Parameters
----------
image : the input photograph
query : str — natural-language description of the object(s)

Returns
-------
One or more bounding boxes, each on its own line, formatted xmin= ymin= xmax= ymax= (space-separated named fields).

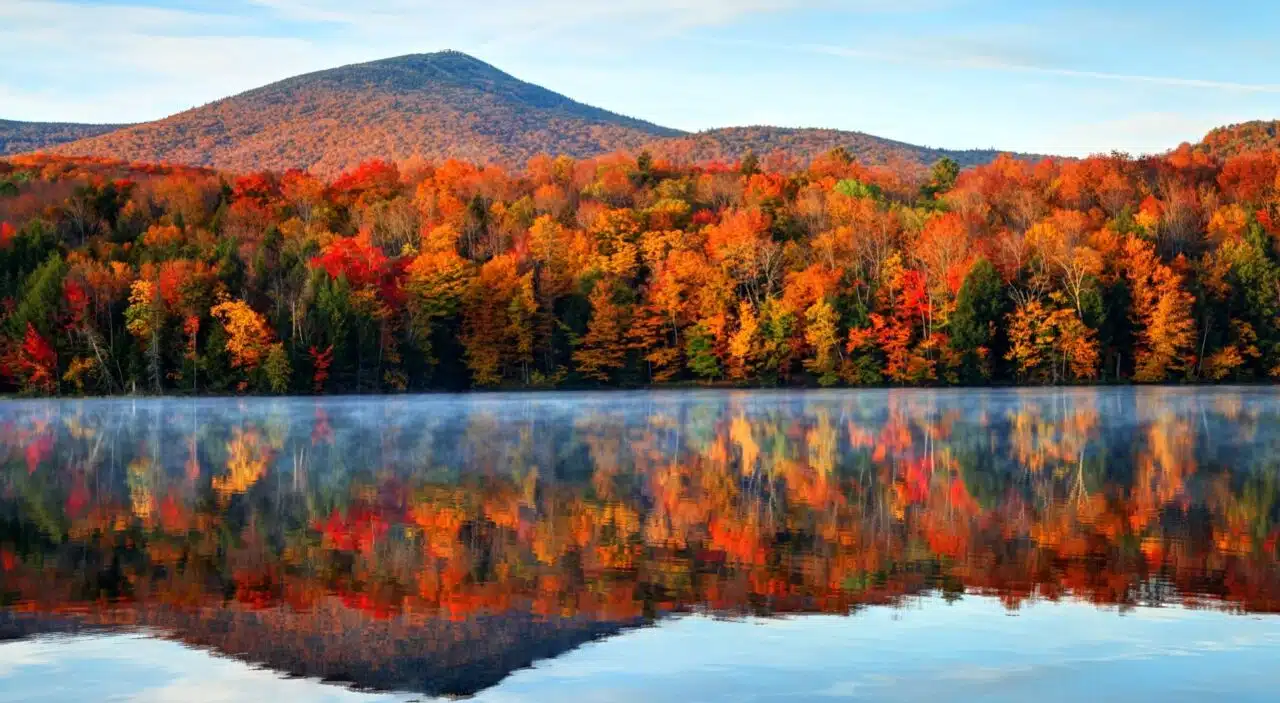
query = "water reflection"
xmin=3 ymin=389 xmax=1280 ymax=697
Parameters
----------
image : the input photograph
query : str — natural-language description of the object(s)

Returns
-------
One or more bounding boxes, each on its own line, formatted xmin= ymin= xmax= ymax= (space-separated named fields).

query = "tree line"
xmin=2 ymin=142 xmax=1279 ymax=395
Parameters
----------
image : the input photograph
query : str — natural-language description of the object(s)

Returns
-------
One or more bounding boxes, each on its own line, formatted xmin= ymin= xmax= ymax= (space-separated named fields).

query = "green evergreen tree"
xmin=950 ymin=258 xmax=1005 ymax=382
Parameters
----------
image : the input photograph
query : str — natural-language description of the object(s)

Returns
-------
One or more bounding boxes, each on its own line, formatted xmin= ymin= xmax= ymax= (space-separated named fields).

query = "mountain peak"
xmin=355 ymin=50 xmax=508 ymax=76
xmin=257 ymin=50 xmax=525 ymax=96
xmin=383 ymin=49 xmax=495 ymax=65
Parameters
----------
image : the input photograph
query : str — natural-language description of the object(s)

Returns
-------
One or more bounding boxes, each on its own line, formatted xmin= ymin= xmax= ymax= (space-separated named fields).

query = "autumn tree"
xmin=802 ymin=299 xmax=842 ymax=386
xmin=212 ymin=298 xmax=289 ymax=392
xmin=9 ymin=323 xmax=57 ymax=394
xmin=868 ymin=255 xmax=935 ymax=384
xmin=1005 ymin=296 xmax=1099 ymax=384
xmin=461 ymin=255 xmax=535 ymax=386
xmin=1125 ymin=237 xmax=1197 ymax=382
xmin=125 ymin=278 xmax=165 ymax=392
xmin=403 ymin=243 xmax=471 ymax=380
xmin=574 ymin=280 xmax=632 ymax=383
xmin=1026 ymin=210 xmax=1103 ymax=317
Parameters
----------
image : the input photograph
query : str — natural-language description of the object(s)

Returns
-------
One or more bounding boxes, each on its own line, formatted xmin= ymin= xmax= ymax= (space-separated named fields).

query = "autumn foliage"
xmin=6 ymin=139 xmax=1280 ymax=394
xmin=10 ymin=323 xmax=58 ymax=393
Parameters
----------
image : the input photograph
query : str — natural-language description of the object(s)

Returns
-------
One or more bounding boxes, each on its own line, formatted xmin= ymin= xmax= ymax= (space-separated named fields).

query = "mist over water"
xmin=3 ymin=388 xmax=1280 ymax=700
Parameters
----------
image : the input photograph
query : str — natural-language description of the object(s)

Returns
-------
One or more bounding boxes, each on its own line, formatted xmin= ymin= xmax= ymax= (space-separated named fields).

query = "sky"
xmin=3 ymin=0 xmax=1280 ymax=156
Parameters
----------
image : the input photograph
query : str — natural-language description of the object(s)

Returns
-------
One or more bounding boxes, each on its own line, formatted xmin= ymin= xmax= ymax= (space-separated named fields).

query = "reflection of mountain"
xmin=4 ymin=390 xmax=1280 ymax=695
xmin=2 ymin=606 xmax=637 ymax=697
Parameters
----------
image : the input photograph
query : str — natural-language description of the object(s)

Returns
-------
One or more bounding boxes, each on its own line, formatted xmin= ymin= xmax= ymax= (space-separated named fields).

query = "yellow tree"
xmin=629 ymin=248 xmax=713 ymax=383
xmin=211 ymin=298 xmax=288 ymax=391
xmin=574 ymin=281 xmax=631 ymax=382
xmin=802 ymin=299 xmax=842 ymax=386
xmin=1005 ymin=296 xmax=1099 ymax=383
xmin=727 ymin=301 xmax=761 ymax=381
xmin=461 ymin=254 xmax=536 ymax=386
xmin=404 ymin=247 xmax=472 ymax=357
xmin=1124 ymin=237 xmax=1196 ymax=382
xmin=1026 ymin=210 xmax=1103 ymax=317
xmin=125 ymin=278 xmax=164 ymax=392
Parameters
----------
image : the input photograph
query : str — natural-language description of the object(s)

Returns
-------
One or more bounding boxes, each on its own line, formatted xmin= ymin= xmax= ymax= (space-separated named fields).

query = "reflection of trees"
xmin=3 ymin=390 xmax=1280 ymax=633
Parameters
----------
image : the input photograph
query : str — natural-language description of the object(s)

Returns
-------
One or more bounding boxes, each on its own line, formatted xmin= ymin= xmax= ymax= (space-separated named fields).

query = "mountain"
xmin=43 ymin=50 xmax=1040 ymax=175
xmin=46 ymin=51 xmax=682 ymax=175
xmin=1195 ymin=120 xmax=1280 ymax=158
xmin=0 ymin=119 xmax=128 ymax=155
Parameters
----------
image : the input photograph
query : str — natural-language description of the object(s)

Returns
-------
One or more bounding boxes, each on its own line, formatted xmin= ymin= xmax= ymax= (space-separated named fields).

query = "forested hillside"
xmin=2 ymin=142 xmax=1280 ymax=395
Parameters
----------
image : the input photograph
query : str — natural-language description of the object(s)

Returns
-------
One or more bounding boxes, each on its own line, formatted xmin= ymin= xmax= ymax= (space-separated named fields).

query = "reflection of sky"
xmin=0 ymin=634 xmax=414 ymax=703
xmin=5 ymin=597 xmax=1280 ymax=702
xmin=481 ymin=597 xmax=1280 ymax=702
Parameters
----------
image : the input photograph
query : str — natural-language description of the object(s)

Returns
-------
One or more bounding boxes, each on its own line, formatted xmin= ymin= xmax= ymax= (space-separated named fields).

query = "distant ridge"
xmin=0 ymin=119 xmax=129 ymax=155
xmin=647 ymin=126 xmax=1042 ymax=169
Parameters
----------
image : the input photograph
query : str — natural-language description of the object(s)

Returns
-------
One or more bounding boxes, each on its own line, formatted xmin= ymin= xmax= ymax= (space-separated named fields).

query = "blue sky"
xmin=3 ymin=0 xmax=1279 ymax=155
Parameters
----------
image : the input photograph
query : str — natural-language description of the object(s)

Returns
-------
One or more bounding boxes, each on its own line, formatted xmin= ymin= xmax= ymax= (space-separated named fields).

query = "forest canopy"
xmin=2 ymin=142 xmax=1280 ymax=395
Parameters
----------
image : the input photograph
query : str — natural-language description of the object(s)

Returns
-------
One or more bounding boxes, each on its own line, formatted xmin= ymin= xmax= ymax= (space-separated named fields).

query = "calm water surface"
xmin=2 ymin=388 xmax=1280 ymax=701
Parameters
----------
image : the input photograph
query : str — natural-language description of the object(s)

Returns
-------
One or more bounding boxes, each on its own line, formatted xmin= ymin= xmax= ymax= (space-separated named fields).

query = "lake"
xmin=2 ymin=388 xmax=1280 ymax=701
